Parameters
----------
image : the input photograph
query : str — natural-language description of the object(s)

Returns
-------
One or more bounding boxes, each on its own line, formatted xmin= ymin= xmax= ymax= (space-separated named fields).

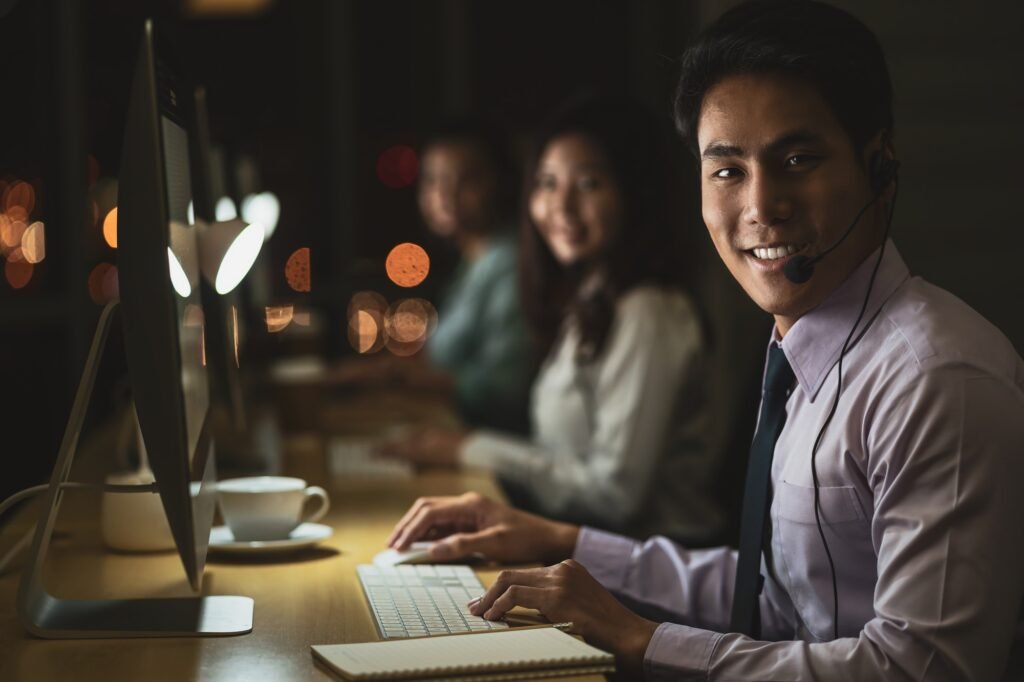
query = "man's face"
xmin=697 ymin=73 xmax=886 ymax=335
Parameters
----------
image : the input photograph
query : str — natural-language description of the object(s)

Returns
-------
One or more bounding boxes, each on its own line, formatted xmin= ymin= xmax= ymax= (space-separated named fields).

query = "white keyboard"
xmin=357 ymin=564 xmax=509 ymax=639
xmin=328 ymin=437 xmax=414 ymax=480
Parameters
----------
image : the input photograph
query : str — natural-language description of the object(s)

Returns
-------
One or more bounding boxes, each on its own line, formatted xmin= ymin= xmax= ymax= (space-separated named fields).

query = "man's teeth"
xmin=752 ymin=244 xmax=802 ymax=260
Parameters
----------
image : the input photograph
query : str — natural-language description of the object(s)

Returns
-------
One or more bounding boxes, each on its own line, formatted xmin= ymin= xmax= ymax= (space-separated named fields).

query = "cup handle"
xmin=301 ymin=486 xmax=330 ymax=525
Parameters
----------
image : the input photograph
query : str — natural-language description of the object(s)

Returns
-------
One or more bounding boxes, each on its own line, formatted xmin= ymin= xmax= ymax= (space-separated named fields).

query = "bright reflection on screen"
xmin=162 ymin=116 xmax=209 ymax=467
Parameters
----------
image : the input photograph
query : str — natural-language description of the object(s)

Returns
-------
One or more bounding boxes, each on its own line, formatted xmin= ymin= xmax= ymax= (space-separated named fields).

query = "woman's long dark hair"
xmin=519 ymin=93 xmax=697 ymax=362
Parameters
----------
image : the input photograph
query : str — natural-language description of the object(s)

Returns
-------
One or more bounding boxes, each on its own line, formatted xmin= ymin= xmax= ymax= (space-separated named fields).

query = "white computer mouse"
xmin=372 ymin=541 xmax=438 ymax=567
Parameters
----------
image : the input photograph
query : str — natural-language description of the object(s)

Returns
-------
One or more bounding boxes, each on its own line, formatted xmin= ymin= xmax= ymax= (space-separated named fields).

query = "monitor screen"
xmin=161 ymin=115 xmax=208 ymax=467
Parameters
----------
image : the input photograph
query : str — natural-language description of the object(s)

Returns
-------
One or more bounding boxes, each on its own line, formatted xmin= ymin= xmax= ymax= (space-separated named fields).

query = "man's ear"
xmin=864 ymin=129 xmax=899 ymax=196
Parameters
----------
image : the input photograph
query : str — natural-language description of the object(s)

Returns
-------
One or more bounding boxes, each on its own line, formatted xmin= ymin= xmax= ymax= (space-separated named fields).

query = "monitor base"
xmin=17 ymin=302 xmax=253 ymax=639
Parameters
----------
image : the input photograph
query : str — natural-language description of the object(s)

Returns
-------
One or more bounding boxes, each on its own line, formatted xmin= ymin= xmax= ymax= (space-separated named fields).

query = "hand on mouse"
xmin=386 ymin=492 xmax=580 ymax=565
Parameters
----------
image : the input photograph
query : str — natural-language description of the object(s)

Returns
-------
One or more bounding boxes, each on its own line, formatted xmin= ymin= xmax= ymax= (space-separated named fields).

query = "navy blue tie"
xmin=729 ymin=343 xmax=795 ymax=638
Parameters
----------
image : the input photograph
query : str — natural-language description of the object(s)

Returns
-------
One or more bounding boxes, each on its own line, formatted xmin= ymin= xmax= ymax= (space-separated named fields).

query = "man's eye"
xmin=712 ymin=167 xmax=742 ymax=179
xmin=785 ymin=154 xmax=818 ymax=168
xmin=577 ymin=176 xmax=599 ymax=191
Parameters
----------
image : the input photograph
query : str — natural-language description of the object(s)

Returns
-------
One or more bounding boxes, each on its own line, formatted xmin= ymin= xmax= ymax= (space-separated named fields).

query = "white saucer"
xmin=208 ymin=522 xmax=333 ymax=555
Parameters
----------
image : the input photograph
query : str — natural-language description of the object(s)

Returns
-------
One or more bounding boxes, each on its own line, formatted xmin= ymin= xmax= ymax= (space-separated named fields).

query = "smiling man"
xmin=385 ymin=1 xmax=1024 ymax=679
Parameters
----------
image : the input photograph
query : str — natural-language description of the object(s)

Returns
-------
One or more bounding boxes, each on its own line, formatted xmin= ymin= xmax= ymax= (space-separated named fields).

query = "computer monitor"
xmin=17 ymin=18 xmax=252 ymax=638
xmin=117 ymin=19 xmax=214 ymax=592
xmin=191 ymin=85 xmax=248 ymax=435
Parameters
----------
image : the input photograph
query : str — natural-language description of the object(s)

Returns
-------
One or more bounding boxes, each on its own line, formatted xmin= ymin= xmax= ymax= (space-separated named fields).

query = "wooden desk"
xmin=0 ymin=436 xmax=607 ymax=681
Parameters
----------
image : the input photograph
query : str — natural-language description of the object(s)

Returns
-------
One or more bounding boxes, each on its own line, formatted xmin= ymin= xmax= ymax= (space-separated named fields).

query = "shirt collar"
xmin=776 ymin=239 xmax=911 ymax=401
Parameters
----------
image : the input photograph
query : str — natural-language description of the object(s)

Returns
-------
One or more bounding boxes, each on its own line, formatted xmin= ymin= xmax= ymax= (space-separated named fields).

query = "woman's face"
xmin=529 ymin=133 xmax=624 ymax=267
xmin=417 ymin=141 xmax=498 ymax=239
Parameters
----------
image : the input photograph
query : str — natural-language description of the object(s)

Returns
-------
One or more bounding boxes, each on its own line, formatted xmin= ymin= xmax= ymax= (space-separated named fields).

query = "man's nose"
xmin=742 ymin=170 xmax=793 ymax=227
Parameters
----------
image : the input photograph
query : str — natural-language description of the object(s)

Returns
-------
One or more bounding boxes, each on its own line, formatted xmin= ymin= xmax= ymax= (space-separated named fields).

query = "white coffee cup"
xmin=217 ymin=476 xmax=330 ymax=542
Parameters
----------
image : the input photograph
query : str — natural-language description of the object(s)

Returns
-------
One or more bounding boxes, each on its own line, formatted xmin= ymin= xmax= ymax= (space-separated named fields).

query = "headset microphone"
xmin=783 ymin=156 xmax=900 ymax=285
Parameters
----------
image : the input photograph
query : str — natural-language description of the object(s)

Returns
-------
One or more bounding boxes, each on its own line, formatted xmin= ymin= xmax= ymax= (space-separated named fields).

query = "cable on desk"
xmin=0 ymin=481 xmax=159 ymax=577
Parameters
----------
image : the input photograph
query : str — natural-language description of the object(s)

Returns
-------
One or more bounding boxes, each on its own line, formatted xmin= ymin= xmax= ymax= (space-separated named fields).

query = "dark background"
xmin=1 ymin=0 xmax=1022 ymax=503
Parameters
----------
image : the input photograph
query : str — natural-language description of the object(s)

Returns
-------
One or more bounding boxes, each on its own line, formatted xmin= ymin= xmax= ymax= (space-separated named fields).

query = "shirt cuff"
xmin=644 ymin=622 xmax=721 ymax=681
xmin=572 ymin=526 xmax=639 ymax=593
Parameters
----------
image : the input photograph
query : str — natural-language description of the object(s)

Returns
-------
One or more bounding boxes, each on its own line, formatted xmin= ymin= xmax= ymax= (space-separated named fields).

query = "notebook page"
xmin=312 ymin=628 xmax=613 ymax=679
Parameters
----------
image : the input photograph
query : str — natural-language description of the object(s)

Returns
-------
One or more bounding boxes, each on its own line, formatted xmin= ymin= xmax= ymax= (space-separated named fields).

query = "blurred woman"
xmin=381 ymin=96 xmax=723 ymax=544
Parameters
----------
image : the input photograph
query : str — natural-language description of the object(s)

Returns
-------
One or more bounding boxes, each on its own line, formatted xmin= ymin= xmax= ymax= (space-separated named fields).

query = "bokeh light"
xmin=285 ymin=247 xmax=311 ymax=292
xmin=348 ymin=309 xmax=383 ymax=354
xmin=347 ymin=290 xmax=388 ymax=354
xmin=103 ymin=207 xmax=118 ymax=248
xmin=265 ymin=305 xmax=294 ymax=332
xmin=375 ymin=145 xmax=418 ymax=189
xmin=88 ymin=263 xmax=115 ymax=303
xmin=215 ymin=196 xmax=238 ymax=221
xmin=240 ymin=191 xmax=281 ymax=241
xmin=1 ymin=217 xmax=25 ymax=249
xmin=293 ymin=308 xmax=311 ymax=326
xmin=3 ymin=181 xmax=35 ymax=221
xmin=385 ymin=242 xmax=429 ymax=288
xmin=5 ymin=259 xmax=33 ymax=289
xmin=22 ymin=221 xmax=45 ymax=263
xmin=384 ymin=298 xmax=431 ymax=343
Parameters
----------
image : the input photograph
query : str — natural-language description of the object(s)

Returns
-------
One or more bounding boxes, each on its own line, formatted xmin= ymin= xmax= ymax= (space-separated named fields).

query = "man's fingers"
xmin=387 ymin=497 xmax=443 ymax=548
xmin=482 ymin=585 xmax=549 ymax=621
xmin=393 ymin=501 xmax=471 ymax=550
xmin=430 ymin=526 xmax=505 ymax=560
xmin=470 ymin=568 xmax=554 ymax=615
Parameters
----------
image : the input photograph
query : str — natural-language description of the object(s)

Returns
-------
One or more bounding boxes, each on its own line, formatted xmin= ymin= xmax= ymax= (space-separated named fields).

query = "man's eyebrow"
xmin=701 ymin=142 xmax=744 ymax=161
xmin=765 ymin=130 xmax=828 ymax=154
xmin=701 ymin=130 xmax=829 ymax=162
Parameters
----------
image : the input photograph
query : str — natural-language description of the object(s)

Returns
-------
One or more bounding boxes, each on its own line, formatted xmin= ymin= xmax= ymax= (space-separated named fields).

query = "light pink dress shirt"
xmin=575 ymin=241 xmax=1024 ymax=680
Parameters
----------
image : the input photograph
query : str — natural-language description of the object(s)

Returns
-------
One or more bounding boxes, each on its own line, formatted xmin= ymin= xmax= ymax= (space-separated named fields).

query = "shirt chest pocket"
xmin=774 ymin=480 xmax=877 ymax=640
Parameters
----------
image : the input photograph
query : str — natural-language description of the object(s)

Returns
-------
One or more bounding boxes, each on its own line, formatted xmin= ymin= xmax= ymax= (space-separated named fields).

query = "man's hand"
xmin=375 ymin=426 xmax=466 ymax=468
xmin=470 ymin=560 xmax=660 ymax=671
xmin=386 ymin=492 xmax=580 ymax=565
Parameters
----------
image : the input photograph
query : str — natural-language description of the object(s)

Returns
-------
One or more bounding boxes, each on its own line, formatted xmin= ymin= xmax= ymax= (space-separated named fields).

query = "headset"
xmin=784 ymin=138 xmax=900 ymax=640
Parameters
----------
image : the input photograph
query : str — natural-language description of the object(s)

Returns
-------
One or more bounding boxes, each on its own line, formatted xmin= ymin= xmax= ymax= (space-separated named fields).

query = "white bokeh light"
xmin=240 ymin=192 xmax=280 ymax=241
xmin=215 ymin=196 xmax=238 ymax=221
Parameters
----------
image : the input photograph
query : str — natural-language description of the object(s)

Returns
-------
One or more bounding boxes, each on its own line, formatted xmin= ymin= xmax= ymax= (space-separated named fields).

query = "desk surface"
xmin=0 ymin=436 xmax=606 ymax=681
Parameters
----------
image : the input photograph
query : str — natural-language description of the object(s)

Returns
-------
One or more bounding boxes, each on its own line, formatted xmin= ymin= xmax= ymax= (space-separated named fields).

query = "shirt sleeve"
xmin=634 ymin=365 xmax=1024 ymax=680
xmin=462 ymin=291 xmax=704 ymax=528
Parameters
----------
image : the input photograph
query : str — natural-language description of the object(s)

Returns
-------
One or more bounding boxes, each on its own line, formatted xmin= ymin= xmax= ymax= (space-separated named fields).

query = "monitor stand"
xmin=17 ymin=302 xmax=254 ymax=638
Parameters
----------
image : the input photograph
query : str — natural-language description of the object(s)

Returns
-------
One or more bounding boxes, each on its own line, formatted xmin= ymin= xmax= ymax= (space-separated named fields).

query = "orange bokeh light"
xmin=103 ymin=207 xmax=118 ymax=248
xmin=3 ymin=181 xmax=35 ymax=219
xmin=265 ymin=305 xmax=294 ymax=332
xmin=285 ymin=247 xmax=311 ymax=292
xmin=385 ymin=242 xmax=429 ymax=288
xmin=5 ymin=259 xmax=33 ymax=289
xmin=1 ymin=217 xmax=25 ymax=249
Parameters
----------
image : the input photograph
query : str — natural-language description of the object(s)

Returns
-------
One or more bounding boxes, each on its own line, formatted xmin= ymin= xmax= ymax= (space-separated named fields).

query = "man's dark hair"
xmin=674 ymin=0 xmax=893 ymax=157
xmin=520 ymin=93 xmax=697 ymax=363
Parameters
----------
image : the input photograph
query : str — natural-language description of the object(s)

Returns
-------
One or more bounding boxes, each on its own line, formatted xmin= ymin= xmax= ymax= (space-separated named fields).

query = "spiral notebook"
xmin=311 ymin=627 xmax=615 ymax=680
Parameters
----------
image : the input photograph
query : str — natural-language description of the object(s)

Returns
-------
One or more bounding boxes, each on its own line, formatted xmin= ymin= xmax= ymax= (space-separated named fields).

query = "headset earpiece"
xmin=868 ymin=144 xmax=900 ymax=194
